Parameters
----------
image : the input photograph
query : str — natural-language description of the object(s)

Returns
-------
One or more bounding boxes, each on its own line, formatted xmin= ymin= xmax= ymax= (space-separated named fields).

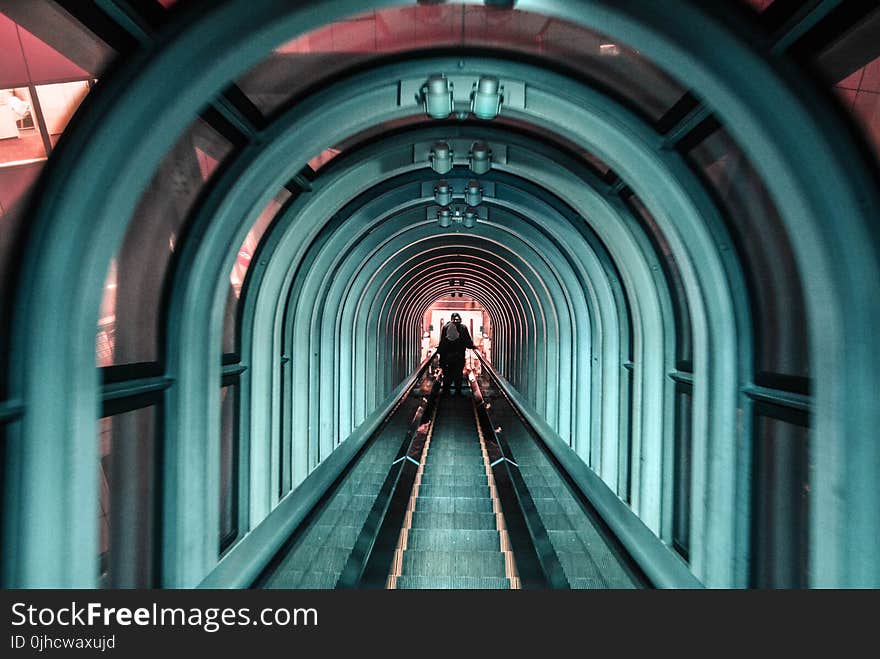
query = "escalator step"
xmin=264 ymin=570 xmax=339 ymax=589
xmin=414 ymin=496 xmax=495 ymax=514
xmin=547 ymin=529 xmax=591 ymax=552
xmin=407 ymin=528 xmax=501 ymax=552
xmin=304 ymin=508 xmax=368 ymax=529
xmin=425 ymin=464 xmax=487 ymax=477
xmin=569 ymin=577 xmax=637 ymax=590
xmin=410 ymin=511 xmax=498 ymax=530
xmin=418 ymin=483 xmax=489 ymax=498
xmin=300 ymin=524 xmax=362 ymax=549
xmin=395 ymin=576 xmax=510 ymax=590
xmin=554 ymin=550 xmax=607 ymax=584
xmin=287 ymin=546 xmax=352 ymax=573
xmin=401 ymin=550 xmax=507 ymax=578
xmin=419 ymin=474 xmax=488 ymax=488
xmin=325 ymin=494 xmax=378 ymax=512
xmin=527 ymin=497 xmax=584 ymax=516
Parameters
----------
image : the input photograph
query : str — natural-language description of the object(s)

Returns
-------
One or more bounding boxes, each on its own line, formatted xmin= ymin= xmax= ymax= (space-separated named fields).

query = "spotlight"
xmin=422 ymin=74 xmax=453 ymax=119
xmin=462 ymin=209 xmax=477 ymax=229
xmin=469 ymin=141 xmax=491 ymax=175
xmin=464 ymin=181 xmax=483 ymax=206
xmin=437 ymin=207 xmax=452 ymax=228
xmin=471 ymin=75 xmax=503 ymax=120
xmin=430 ymin=142 xmax=453 ymax=174
xmin=434 ymin=181 xmax=452 ymax=206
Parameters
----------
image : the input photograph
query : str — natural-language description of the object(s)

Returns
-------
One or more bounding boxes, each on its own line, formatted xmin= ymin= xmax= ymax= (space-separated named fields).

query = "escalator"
xmin=254 ymin=356 xmax=647 ymax=589
xmin=388 ymin=392 xmax=515 ymax=589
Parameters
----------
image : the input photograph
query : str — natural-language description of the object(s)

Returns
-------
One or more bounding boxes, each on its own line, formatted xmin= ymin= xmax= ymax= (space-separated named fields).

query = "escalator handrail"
xmin=468 ymin=369 xmax=570 ymax=589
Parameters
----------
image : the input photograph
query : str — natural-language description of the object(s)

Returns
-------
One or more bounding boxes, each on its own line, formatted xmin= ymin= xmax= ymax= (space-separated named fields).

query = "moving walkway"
xmin=255 ymin=356 xmax=647 ymax=589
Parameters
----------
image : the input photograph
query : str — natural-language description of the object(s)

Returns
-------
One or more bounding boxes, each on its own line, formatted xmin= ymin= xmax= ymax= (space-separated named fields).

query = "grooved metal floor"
xmin=259 ymin=375 xmax=642 ymax=589
xmin=260 ymin=391 xmax=423 ymax=589
xmin=478 ymin=377 xmax=641 ymax=589
xmin=395 ymin=392 xmax=512 ymax=590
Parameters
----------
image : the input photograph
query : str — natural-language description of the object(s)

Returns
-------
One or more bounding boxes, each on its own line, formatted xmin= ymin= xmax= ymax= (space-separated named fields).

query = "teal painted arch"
xmin=258 ymin=151 xmax=631 ymax=468
xmin=284 ymin=221 xmax=542 ymax=471
xmin=378 ymin=261 xmax=522 ymax=396
xmin=343 ymin=231 xmax=553 ymax=427
xmin=241 ymin=127 xmax=660 ymax=496
xmin=7 ymin=1 xmax=876 ymax=588
xmin=370 ymin=203 xmax=592 ymax=447
xmin=17 ymin=53 xmax=707 ymax=587
xmin=364 ymin=229 xmax=570 ymax=421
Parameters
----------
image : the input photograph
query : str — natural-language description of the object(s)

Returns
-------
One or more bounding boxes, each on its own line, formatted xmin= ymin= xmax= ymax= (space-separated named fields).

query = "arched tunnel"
xmin=1 ymin=0 xmax=879 ymax=590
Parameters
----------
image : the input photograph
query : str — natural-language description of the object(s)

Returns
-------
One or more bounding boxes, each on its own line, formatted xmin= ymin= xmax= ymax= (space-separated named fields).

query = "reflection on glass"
xmin=672 ymin=387 xmax=693 ymax=560
xmin=98 ymin=406 xmax=156 ymax=588
xmin=97 ymin=119 xmax=233 ymax=366
xmin=237 ymin=5 xmax=685 ymax=120
xmin=308 ymin=147 xmax=341 ymax=171
xmin=687 ymin=128 xmax=808 ymax=384
xmin=740 ymin=0 xmax=775 ymax=11
xmin=0 ymin=161 xmax=43 ymax=395
xmin=35 ymin=80 xmax=90 ymax=145
xmin=96 ymin=259 xmax=117 ymax=368
xmin=220 ymin=385 xmax=238 ymax=553
xmin=494 ymin=115 xmax=613 ymax=176
xmin=628 ymin=194 xmax=693 ymax=366
xmin=0 ymin=88 xmax=45 ymax=166
xmin=0 ymin=8 xmax=112 ymax=87
xmin=754 ymin=414 xmax=809 ymax=588
xmin=98 ymin=417 xmax=111 ymax=582
xmin=222 ymin=189 xmax=292 ymax=354
xmin=833 ymin=55 xmax=880 ymax=161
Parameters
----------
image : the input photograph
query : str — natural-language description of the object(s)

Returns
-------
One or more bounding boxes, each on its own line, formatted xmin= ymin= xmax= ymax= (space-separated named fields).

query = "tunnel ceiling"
xmin=3 ymin=0 xmax=879 ymax=589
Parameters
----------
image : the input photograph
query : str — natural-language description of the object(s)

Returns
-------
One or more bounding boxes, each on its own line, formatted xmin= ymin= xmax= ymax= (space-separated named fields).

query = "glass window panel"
xmin=823 ymin=31 xmax=880 ymax=159
xmin=236 ymin=5 xmax=686 ymax=121
xmin=35 ymin=80 xmax=90 ymax=144
xmin=687 ymin=128 xmax=808 ymax=384
xmin=830 ymin=55 xmax=880 ymax=161
xmin=18 ymin=25 xmax=90 ymax=82
xmin=220 ymin=384 xmax=239 ymax=552
xmin=860 ymin=56 xmax=880 ymax=92
xmin=222 ymin=189 xmax=292 ymax=355
xmin=672 ymin=386 xmax=693 ymax=560
xmin=753 ymin=414 xmax=809 ymax=588
xmin=98 ymin=405 xmax=157 ymax=588
xmin=96 ymin=259 xmax=117 ymax=368
xmin=0 ymin=14 xmax=29 ymax=87
xmin=837 ymin=67 xmax=864 ymax=91
xmin=279 ymin=358 xmax=291 ymax=500
xmin=618 ymin=366 xmax=634 ymax=504
xmin=850 ymin=89 xmax=880 ymax=160
xmin=0 ymin=2 xmax=114 ymax=82
xmin=629 ymin=194 xmax=693 ymax=366
xmin=0 ymin=161 xmax=43 ymax=396
xmin=0 ymin=88 xmax=45 ymax=163
xmin=0 ymin=424 xmax=6 ymax=546
xmin=99 ymin=118 xmax=233 ymax=366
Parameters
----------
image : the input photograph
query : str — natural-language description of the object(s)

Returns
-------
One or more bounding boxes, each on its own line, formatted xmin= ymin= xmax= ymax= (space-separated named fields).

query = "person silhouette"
xmin=436 ymin=312 xmax=474 ymax=395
